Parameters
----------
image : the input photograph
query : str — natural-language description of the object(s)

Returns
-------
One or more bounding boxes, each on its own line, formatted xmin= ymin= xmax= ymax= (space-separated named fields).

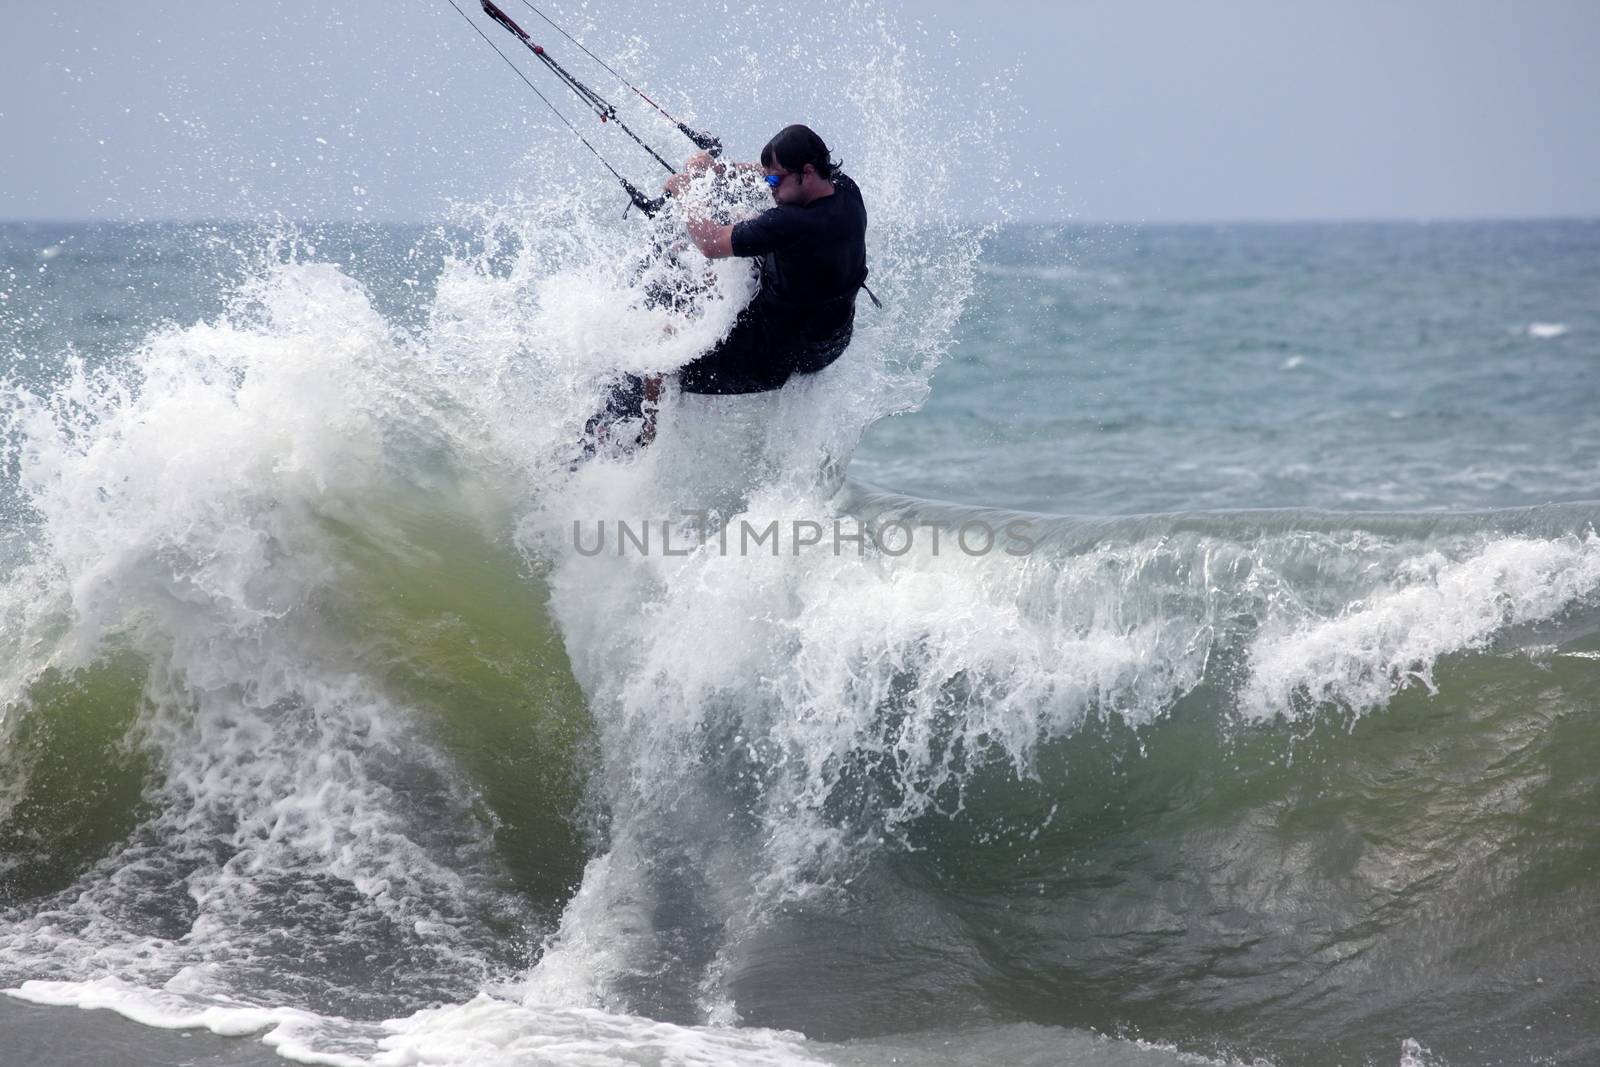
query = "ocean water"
xmin=2 ymin=203 xmax=1598 ymax=1065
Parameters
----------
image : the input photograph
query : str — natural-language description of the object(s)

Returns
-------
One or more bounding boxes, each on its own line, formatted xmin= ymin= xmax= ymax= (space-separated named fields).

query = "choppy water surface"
xmin=1 ymin=198 xmax=1597 ymax=1067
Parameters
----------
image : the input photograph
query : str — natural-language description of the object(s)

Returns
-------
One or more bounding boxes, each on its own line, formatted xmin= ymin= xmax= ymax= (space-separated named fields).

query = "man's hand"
xmin=667 ymin=151 xmax=721 ymax=196
xmin=665 ymin=150 xmax=736 ymax=258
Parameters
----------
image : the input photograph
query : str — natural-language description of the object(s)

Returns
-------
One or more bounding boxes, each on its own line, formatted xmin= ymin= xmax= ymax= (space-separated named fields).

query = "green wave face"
xmin=0 ymin=654 xmax=152 ymax=906
xmin=1 ymin=482 xmax=597 ymax=958
xmin=314 ymin=494 xmax=597 ymax=917
xmin=723 ymin=636 xmax=1600 ymax=1065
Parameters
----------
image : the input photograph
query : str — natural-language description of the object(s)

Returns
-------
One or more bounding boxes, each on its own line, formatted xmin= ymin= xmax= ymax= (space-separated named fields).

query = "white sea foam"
xmin=10 ymin=979 xmax=377 ymax=1066
xmin=1243 ymin=532 xmax=1600 ymax=719
xmin=978 ymin=261 xmax=1121 ymax=285
xmin=376 ymin=995 xmax=822 ymax=1067
xmin=0 ymin=253 xmax=510 ymax=1022
xmin=520 ymin=469 xmax=1243 ymax=1014
xmin=12 ymin=982 xmax=1242 ymax=1066
xmin=1397 ymin=1037 xmax=1443 ymax=1067
xmin=8 ymin=981 xmax=824 ymax=1067
xmin=1525 ymin=322 xmax=1569 ymax=339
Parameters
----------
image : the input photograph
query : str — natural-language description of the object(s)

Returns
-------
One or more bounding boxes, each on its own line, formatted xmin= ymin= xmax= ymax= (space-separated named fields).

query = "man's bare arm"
xmin=685 ymin=216 xmax=734 ymax=259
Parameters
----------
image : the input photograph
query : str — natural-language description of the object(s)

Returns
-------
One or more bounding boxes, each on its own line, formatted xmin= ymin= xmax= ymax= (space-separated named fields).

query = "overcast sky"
xmin=4 ymin=0 xmax=1597 ymax=223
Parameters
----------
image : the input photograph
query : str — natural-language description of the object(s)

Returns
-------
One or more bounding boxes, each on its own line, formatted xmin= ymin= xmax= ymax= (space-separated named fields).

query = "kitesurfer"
xmin=458 ymin=5 xmax=874 ymax=458
xmin=666 ymin=124 xmax=869 ymax=394
xmin=580 ymin=125 xmax=870 ymax=458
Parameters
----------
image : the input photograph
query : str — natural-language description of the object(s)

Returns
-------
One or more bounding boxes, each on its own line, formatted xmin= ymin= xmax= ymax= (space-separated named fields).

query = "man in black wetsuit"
xmin=666 ymin=123 xmax=870 ymax=394
xmin=579 ymin=126 xmax=869 ymax=458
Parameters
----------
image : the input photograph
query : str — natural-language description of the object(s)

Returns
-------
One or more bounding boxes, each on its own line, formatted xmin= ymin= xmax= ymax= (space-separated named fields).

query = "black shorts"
xmin=678 ymin=298 xmax=855 ymax=395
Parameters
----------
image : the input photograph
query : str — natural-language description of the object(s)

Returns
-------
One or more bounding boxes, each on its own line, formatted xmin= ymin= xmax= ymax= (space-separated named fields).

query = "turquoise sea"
xmin=2 ymin=213 xmax=1598 ymax=1067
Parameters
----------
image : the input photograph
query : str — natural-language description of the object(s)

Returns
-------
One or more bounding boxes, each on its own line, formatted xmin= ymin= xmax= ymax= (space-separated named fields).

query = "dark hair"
xmin=759 ymin=124 xmax=841 ymax=179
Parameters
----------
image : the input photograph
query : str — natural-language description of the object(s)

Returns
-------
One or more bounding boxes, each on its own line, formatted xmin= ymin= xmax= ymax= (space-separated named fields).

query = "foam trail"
xmin=1244 ymin=532 xmax=1600 ymax=718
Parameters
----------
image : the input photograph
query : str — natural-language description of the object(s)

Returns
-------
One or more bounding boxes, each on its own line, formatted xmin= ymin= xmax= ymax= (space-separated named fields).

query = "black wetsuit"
xmin=678 ymin=172 xmax=869 ymax=394
xmin=580 ymin=174 xmax=869 ymax=455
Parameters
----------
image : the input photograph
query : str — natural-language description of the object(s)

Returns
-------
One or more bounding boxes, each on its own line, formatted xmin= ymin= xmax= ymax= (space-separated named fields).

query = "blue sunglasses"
xmin=764 ymin=173 xmax=787 ymax=188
